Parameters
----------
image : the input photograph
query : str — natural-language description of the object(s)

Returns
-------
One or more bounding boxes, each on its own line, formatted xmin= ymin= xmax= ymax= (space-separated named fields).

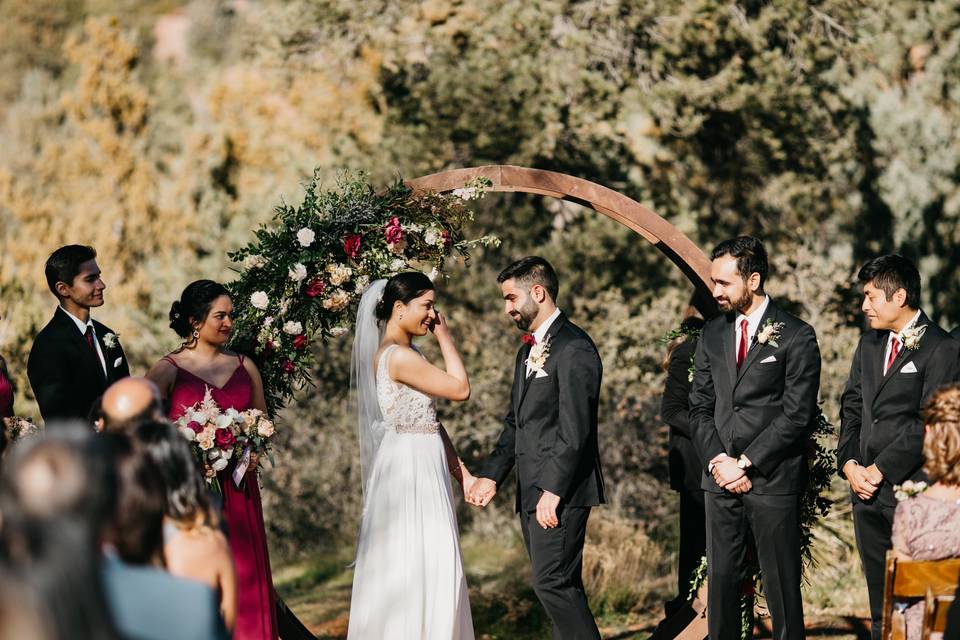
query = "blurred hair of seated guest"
xmin=0 ymin=422 xmax=121 ymax=640
xmin=890 ymin=383 xmax=960 ymax=640
xmin=99 ymin=433 xmax=230 ymax=640
xmin=135 ymin=421 xmax=237 ymax=631
xmin=100 ymin=377 xmax=164 ymax=434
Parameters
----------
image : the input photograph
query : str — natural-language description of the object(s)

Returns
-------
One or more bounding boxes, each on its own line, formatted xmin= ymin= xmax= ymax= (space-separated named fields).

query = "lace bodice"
xmin=376 ymin=345 xmax=439 ymax=434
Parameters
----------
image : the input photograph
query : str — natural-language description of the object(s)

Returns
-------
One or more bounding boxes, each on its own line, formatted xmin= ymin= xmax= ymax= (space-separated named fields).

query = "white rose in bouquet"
xmin=211 ymin=458 xmax=229 ymax=472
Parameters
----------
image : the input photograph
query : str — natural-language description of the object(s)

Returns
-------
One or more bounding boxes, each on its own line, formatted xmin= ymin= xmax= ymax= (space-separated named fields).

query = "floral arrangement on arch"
xmin=228 ymin=170 xmax=498 ymax=412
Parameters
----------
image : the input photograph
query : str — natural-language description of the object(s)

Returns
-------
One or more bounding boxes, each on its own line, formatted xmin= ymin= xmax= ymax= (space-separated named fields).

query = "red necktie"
xmin=886 ymin=336 xmax=900 ymax=373
xmin=737 ymin=318 xmax=748 ymax=369
xmin=84 ymin=325 xmax=96 ymax=351
xmin=521 ymin=333 xmax=537 ymax=346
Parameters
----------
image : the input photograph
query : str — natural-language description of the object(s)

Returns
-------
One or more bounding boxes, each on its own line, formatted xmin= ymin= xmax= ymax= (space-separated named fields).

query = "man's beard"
xmin=717 ymin=289 xmax=753 ymax=314
xmin=512 ymin=298 xmax=540 ymax=331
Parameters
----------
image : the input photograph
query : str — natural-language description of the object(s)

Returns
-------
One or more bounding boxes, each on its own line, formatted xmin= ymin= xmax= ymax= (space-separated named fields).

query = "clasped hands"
xmin=709 ymin=454 xmax=752 ymax=494
xmin=463 ymin=476 xmax=561 ymax=529
xmin=843 ymin=460 xmax=883 ymax=501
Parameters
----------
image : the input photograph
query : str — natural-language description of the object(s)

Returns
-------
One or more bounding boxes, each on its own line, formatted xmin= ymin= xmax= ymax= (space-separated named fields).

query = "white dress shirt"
xmin=883 ymin=309 xmax=921 ymax=375
xmin=735 ymin=295 xmax=771 ymax=356
xmin=525 ymin=308 xmax=562 ymax=377
xmin=61 ymin=306 xmax=107 ymax=377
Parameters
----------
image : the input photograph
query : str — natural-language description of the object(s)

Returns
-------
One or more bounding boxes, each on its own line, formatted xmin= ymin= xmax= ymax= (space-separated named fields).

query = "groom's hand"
xmin=711 ymin=455 xmax=745 ymax=488
xmin=536 ymin=490 xmax=561 ymax=529
xmin=469 ymin=477 xmax=497 ymax=507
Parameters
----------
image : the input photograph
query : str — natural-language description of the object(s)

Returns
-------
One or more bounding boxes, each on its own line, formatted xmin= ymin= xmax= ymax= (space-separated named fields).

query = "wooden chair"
xmin=921 ymin=591 xmax=955 ymax=640
xmin=882 ymin=551 xmax=960 ymax=640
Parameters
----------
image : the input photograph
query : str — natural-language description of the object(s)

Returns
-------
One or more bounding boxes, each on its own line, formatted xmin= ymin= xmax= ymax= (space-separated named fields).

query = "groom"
xmin=689 ymin=236 xmax=821 ymax=640
xmin=469 ymin=256 xmax=605 ymax=640
xmin=28 ymin=245 xmax=130 ymax=424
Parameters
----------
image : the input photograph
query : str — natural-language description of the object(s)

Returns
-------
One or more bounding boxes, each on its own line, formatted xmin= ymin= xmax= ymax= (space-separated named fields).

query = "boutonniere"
xmin=756 ymin=319 xmax=785 ymax=348
xmin=103 ymin=332 xmax=119 ymax=350
xmin=525 ymin=334 xmax=552 ymax=374
xmin=901 ymin=323 xmax=927 ymax=350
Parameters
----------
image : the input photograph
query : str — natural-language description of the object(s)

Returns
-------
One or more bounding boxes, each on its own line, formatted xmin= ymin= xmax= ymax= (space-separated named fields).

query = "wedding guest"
xmin=135 ymin=421 xmax=237 ymax=632
xmin=838 ymin=255 xmax=960 ymax=640
xmin=890 ymin=384 xmax=960 ymax=640
xmin=27 ymin=245 xmax=130 ymax=424
xmin=0 ymin=423 xmax=121 ymax=640
xmin=660 ymin=301 xmax=707 ymax=617
xmin=100 ymin=433 xmax=229 ymax=640
xmin=0 ymin=351 xmax=15 ymax=419
xmin=100 ymin=377 xmax=164 ymax=434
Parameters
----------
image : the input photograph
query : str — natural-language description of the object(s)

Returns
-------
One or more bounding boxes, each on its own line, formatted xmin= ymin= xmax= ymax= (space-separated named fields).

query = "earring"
xmin=192 ymin=330 xmax=199 ymax=339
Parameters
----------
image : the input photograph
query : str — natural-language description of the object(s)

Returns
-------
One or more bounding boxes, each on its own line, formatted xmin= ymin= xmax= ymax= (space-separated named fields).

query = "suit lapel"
xmin=513 ymin=343 xmax=531 ymax=417
xmin=55 ymin=308 xmax=106 ymax=383
xmin=735 ymin=302 xmax=778 ymax=386
xmin=516 ymin=313 xmax=567 ymax=412
xmin=875 ymin=311 xmax=929 ymax=398
xmin=721 ymin=316 xmax=737 ymax=387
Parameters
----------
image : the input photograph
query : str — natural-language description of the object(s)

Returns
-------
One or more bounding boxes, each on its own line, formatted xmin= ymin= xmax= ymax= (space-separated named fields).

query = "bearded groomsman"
xmin=837 ymin=255 xmax=960 ymax=640
xmin=28 ymin=245 xmax=130 ymax=424
xmin=689 ymin=236 xmax=821 ymax=640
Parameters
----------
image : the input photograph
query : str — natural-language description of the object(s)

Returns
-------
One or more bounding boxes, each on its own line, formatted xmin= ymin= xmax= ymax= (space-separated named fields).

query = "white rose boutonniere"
xmin=103 ymin=333 xmax=119 ymax=350
xmin=756 ymin=319 xmax=785 ymax=348
xmin=902 ymin=323 xmax=927 ymax=350
xmin=525 ymin=334 xmax=553 ymax=374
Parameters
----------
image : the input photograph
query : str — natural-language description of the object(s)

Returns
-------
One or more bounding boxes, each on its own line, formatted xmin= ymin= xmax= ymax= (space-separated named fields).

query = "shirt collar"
xmin=735 ymin=295 xmax=770 ymax=329
xmin=892 ymin=309 xmax=923 ymax=343
xmin=60 ymin=306 xmax=94 ymax=334
xmin=533 ymin=308 xmax=562 ymax=343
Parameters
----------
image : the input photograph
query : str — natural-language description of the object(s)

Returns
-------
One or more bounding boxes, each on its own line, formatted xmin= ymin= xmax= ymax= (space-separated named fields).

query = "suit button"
xmin=734 ymin=406 xmax=741 ymax=412
xmin=873 ymin=419 xmax=878 ymax=424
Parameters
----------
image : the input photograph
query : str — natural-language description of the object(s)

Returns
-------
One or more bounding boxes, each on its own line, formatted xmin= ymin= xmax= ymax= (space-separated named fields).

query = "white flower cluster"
xmin=355 ymin=274 xmax=370 ymax=291
xmin=451 ymin=187 xmax=479 ymax=201
xmin=243 ymin=254 xmax=267 ymax=270
xmin=894 ymin=479 xmax=928 ymax=501
xmin=289 ymin=263 xmax=307 ymax=282
xmin=251 ymin=291 xmax=269 ymax=310
xmin=322 ymin=290 xmax=351 ymax=312
xmin=283 ymin=321 xmax=303 ymax=335
xmin=329 ymin=327 xmax=349 ymax=337
xmin=327 ymin=263 xmax=352 ymax=286
xmin=389 ymin=258 xmax=406 ymax=273
xmin=296 ymin=227 xmax=315 ymax=247
xmin=423 ymin=226 xmax=445 ymax=246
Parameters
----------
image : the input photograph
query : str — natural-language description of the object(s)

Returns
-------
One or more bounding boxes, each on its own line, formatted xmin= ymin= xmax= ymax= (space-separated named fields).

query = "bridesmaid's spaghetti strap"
xmin=161 ymin=355 xmax=179 ymax=368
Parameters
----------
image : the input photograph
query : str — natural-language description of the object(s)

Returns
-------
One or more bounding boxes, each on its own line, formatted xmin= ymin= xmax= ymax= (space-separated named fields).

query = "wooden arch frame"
xmin=408 ymin=165 xmax=713 ymax=313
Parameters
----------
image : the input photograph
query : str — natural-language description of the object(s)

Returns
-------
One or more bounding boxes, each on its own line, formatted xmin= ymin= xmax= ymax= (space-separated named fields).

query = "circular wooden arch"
xmin=408 ymin=165 xmax=713 ymax=314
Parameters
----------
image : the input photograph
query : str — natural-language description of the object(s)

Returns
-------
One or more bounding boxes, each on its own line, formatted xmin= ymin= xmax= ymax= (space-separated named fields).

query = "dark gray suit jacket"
xmin=482 ymin=313 xmax=606 ymax=513
xmin=837 ymin=311 xmax=960 ymax=507
xmin=689 ymin=300 xmax=822 ymax=495
xmin=661 ymin=337 xmax=703 ymax=492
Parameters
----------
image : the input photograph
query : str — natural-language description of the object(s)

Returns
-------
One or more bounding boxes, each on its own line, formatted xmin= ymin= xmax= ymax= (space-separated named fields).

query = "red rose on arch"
xmin=215 ymin=429 xmax=236 ymax=448
xmin=260 ymin=340 xmax=275 ymax=357
xmin=441 ymin=230 xmax=451 ymax=247
xmin=282 ymin=359 xmax=296 ymax=374
xmin=343 ymin=234 xmax=362 ymax=258
xmin=293 ymin=334 xmax=308 ymax=351
xmin=384 ymin=217 xmax=404 ymax=245
xmin=306 ymin=278 xmax=326 ymax=298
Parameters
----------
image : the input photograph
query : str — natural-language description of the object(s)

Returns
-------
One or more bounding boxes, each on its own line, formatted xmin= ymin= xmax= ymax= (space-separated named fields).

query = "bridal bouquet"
xmin=174 ymin=386 xmax=277 ymax=491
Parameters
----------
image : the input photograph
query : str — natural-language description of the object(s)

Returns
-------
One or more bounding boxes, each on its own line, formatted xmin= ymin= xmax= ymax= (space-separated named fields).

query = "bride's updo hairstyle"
xmin=169 ymin=279 xmax=231 ymax=338
xmin=374 ymin=272 xmax=435 ymax=325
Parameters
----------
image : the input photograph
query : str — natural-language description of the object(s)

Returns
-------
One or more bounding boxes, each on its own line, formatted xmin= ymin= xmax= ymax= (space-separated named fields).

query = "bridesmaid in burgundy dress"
xmin=147 ymin=280 xmax=278 ymax=640
xmin=0 ymin=354 xmax=14 ymax=419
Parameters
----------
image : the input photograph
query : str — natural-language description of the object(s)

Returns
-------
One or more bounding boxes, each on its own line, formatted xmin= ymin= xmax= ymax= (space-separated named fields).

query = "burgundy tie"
xmin=737 ymin=318 xmax=748 ymax=369
xmin=886 ymin=336 xmax=900 ymax=373
xmin=84 ymin=325 xmax=96 ymax=351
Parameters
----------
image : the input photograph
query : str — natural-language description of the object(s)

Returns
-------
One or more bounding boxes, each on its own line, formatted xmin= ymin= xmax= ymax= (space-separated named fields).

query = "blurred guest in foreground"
xmin=135 ymin=421 xmax=237 ymax=631
xmin=890 ymin=384 xmax=960 ymax=640
xmin=100 ymin=377 xmax=164 ymax=434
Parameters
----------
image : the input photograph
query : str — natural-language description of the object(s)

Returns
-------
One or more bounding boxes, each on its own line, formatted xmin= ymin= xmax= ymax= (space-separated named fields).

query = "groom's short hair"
xmin=498 ymin=257 xmax=559 ymax=303
xmin=45 ymin=245 xmax=97 ymax=297
xmin=858 ymin=254 xmax=921 ymax=309
xmin=711 ymin=236 xmax=768 ymax=290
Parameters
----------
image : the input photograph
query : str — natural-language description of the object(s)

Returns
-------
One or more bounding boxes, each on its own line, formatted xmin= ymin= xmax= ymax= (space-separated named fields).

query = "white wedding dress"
xmin=347 ymin=344 xmax=475 ymax=640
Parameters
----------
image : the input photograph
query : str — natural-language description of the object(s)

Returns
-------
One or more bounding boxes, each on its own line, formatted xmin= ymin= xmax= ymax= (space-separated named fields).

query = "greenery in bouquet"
xmin=227 ymin=170 xmax=499 ymax=413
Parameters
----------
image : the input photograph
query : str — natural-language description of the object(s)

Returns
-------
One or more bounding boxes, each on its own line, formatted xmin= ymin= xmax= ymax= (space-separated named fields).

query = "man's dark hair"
xmin=711 ymin=236 xmax=769 ymax=291
xmin=857 ymin=254 xmax=921 ymax=309
xmin=497 ymin=256 xmax=559 ymax=303
xmin=44 ymin=245 xmax=97 ymax=297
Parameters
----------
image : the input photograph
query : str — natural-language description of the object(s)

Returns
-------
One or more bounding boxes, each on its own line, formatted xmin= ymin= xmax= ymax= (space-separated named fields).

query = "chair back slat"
xmin=882 ymin=552 xmax=960 ymax=640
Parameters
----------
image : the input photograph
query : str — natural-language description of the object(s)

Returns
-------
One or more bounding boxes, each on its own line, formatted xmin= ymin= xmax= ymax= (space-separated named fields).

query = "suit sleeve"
xmin=874 ymin=337 xmax=960 ymax=483
xmin=836 ymin=338 xmax=865 ymax=475
xmin=27 ymin=335 xmax=75 ymax=423
xmin=742 ymin=324 xmax=821 ymax=476
xmin=480 ymin=351 xmax=522 ymax=485
xmin=689 ymin=332 xmax=725 ymax=468
xmin=538 ymin=342 xmax=601 ymax=498
xmin=661 ymin=339 xmax=695 ymax=438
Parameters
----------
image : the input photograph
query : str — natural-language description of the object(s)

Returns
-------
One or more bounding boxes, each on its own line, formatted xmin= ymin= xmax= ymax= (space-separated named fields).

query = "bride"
xmin=347 ymin=272 xmax=476 ymax=639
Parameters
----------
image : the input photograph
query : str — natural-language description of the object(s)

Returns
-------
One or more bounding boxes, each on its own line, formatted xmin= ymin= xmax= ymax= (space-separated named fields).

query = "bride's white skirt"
xmin=347 ymin=430 xmax=475 ymax=640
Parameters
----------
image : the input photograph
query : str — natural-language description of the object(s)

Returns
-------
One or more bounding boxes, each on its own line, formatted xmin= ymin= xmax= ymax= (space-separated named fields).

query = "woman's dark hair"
xmin=134 ymin=421 xmax=215 ymax=529
xmin=711 ymin=235 xmax=769 ymax=291
xmin=44 ymin=245 xmax=97 ymax=297
xmin=169 ymin=279 xmax=231 ymax=338
xmin=102 ymin=434 xmax=167 ymax=566
xmin=374 ymin=272 xmax=435 ymax=323
xmin=857 ymin=254 xmax=921 ymax=309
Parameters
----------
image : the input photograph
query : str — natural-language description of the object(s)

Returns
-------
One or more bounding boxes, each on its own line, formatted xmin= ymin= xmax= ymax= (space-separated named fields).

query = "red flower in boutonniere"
xmin=521 ymin=334 xmax=536 ymax=346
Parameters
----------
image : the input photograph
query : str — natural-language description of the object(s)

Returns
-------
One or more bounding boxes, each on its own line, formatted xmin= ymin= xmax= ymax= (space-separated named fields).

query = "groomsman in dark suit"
xmin=690 ymin=236 xmax=821 ymax=640
xmin=837 ymin=255 xmax=960 ymax=640
xmin=28 ymin=245 xmax=130 ymax=424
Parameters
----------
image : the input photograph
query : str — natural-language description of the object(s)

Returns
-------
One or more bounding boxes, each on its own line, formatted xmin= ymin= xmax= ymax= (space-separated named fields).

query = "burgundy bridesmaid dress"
xmin=165 ymin=354 xmax=278 ymax=640
xmin=0 ymin=365 xmax=14 ymax=418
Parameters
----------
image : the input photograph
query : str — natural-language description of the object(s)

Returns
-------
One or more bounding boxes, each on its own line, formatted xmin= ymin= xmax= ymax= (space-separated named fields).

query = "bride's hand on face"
xmin=429 ymin=310 xmax=451 ymax=340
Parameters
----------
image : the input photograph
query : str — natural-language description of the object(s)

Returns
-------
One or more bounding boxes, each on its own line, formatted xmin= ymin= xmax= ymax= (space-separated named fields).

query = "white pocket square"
xmin=901 ymin=361 xmax=918 ymax=373
xmin=760 ymin=355 xmax=777 ymax=363
xmin=535 ymin=369 xmax=549 ymax=379
xmin=113 ymin=357 xmax=123 ymax=368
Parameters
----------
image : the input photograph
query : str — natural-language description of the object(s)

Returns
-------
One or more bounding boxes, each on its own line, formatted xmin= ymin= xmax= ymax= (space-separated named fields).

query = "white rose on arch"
xmin=243 ymin=254 xmax=267 ymax=270
xmin=289 ymin=263 xmax=308 ymax=282
xmin=283 ymin=321 xmax=303 ymax=335
xmin=296 ymin=227 xmax=315 ymax=247
xmin=251 ymin=291 xmax=269 ymax=310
